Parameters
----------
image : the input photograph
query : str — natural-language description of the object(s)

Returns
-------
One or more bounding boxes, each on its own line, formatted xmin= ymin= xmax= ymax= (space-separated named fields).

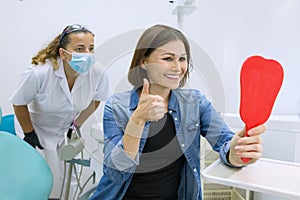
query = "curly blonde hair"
xmin=31 ymin=35 xmax=61 ymax=70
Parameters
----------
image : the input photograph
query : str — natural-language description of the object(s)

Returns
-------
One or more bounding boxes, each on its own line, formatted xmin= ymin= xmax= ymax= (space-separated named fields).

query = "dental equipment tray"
xmin=201 ymin=158 xmax=300 ymax=199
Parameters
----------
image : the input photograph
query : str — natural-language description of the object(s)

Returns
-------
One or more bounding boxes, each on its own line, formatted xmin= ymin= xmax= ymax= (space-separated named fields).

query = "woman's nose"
xmin=84 ymin=49 xmax=91 ymax=53
xmin=171 ymin=60 xmax=181 ymax=70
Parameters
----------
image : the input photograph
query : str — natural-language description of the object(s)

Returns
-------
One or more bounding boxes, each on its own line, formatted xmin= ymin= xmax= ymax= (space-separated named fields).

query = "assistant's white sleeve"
xmin=9 ymin=66 xmax=39 ymax=105
xmin=94 ymin=65 xmax=110 ymax=101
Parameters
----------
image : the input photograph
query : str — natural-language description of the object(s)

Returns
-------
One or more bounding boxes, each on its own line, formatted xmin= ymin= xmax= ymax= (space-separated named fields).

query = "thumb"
xmin=141 ymin=78 xmax=149 ymax=95
xmin=236 ymin=126 xmax=246 ymax=138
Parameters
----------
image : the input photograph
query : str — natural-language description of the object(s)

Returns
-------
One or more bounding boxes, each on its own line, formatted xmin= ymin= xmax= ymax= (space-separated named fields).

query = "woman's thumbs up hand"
xmin=133 ymin=79 xmax=165 ymax=124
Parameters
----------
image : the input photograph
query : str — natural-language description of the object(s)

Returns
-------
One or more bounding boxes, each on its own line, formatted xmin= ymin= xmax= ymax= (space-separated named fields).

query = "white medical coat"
xmin=9 ymin=58 xmax=110 ymax=150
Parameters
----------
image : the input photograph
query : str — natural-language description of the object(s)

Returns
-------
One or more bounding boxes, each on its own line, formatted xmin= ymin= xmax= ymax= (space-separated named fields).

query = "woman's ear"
xmin=59 ymin=48 xmax=67 ymax=60
xmin=140 ymin=59 xmax=147 ymax=70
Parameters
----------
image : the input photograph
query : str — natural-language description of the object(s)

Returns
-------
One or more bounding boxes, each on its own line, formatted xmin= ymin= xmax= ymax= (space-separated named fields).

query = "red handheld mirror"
xmin=240 ymin=55 xmax=283 ymax=163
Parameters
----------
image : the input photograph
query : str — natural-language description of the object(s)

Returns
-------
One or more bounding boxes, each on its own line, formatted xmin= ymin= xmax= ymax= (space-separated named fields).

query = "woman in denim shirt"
xmin=90 ymin=24 xmax=265 ymax=200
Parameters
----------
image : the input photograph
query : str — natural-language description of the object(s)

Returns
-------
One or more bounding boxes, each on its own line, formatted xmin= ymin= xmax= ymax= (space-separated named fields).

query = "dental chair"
xmin=0 ymin=114 xmax=16 ymax=135
xmin=0 ymin=113 xmax=53 ymax=199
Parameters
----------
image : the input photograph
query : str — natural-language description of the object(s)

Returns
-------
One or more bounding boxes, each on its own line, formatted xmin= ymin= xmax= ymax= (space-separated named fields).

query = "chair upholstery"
xmin=0 ymin=114 xmax=16 ymax=135
xmin=0 ymin=131 xmax=53 ymax=200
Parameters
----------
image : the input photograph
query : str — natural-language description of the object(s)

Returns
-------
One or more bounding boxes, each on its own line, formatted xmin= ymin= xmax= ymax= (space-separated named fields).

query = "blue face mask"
xmin=63 ymin=49 xmax=95 ymax=73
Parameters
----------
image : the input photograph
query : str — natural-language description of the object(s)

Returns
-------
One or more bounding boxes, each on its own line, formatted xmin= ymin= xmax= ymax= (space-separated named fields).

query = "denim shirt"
xmin=90 ymin=88 xmax=236 ymax=200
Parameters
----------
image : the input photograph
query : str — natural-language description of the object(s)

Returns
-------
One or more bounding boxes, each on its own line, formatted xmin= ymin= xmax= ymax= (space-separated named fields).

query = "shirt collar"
xmin=129 ymin=88 xmax=140 ymax=110
xmin=54 ymin=58 xmax=66 ymax=78
xmin=168 ymin=90 xmax=178 ymax=112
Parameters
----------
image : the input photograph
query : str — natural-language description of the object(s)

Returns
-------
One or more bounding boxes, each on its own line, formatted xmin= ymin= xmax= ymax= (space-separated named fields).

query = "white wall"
xmin=1 ymin=1 xmax=300 ymax=198
xmin=1 ymin=0 xmax=300 ymax=116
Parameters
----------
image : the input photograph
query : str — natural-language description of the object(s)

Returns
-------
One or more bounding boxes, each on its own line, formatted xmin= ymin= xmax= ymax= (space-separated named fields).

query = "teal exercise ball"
xmin=0 ymin=131 xmax=53 ymax=200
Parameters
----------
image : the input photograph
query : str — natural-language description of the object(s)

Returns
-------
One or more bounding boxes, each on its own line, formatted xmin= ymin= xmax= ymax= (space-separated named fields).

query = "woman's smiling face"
xmin=143 ymin=40 xmax=188 ymax=90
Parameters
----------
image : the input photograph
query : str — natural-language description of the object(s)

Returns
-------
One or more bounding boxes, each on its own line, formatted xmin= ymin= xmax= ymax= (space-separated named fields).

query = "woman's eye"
xmin=163 ymin=57 xmax=172 ymax=61
xmin=89 ymin=47 xmax=95 ymax=52
xmin=76 ymin=47 xmax=84 ymax=52
xmin=179 ymin=57 xmax=186 ymax=61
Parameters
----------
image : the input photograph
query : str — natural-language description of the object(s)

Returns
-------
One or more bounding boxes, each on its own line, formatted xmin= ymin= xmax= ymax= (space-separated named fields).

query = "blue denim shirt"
xmin=90 ymin=88 xmax=236 ymax=200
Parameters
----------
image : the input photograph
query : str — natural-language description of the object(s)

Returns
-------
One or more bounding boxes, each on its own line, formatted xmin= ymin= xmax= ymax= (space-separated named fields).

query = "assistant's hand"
xmin=229 ymin=125 xmax=265 ymax=166
xmin=23 ymin=130 xmax=44 ymax=150
xmin=67 ymin=122 xmax=81 ymax=139
xmin=132 ymin=79 xmax=165 ymax=124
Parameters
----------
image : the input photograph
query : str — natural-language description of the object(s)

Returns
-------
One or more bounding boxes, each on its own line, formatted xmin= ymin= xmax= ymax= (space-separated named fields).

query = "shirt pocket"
xmin=33 ymin=93 xmax=50 ymax=112
xmin=34 ymin=92 xmax=71 ymax=113
xmin=72 ymin=88 xmax=94 ymax=111
xmin=185 ymin=118 xmax=200 ymax=148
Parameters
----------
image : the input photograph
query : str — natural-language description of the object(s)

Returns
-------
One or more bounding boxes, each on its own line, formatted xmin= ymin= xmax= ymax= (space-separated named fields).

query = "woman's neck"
xmin=63 ymin=60 xmax=79 ymax=91
xmin=63 ymin=60 xmax=78 ymax=80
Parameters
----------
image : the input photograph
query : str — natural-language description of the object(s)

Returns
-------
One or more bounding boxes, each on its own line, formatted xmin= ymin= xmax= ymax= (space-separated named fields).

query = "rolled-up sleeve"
xmin=102 ymin=99 xmax=140 ymax=183
xmin=196 ymin=91 xmax=236 ymax=167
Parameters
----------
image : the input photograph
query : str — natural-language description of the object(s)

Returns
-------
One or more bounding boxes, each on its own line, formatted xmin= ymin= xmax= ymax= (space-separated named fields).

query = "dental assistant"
xmin=9 ymin=24 xmax=110 ymax=198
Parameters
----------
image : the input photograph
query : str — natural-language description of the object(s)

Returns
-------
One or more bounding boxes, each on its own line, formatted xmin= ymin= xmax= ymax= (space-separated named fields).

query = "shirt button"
xmin=174 ymin=117 xmax=178 ymax=121
xmin=181 ymin=144 xmax=185 ymax=148
xmin=195 ymin=123 xmax=199 ymax=127
xmin=169 ymin=110 xmax=172 ymax=114
xmin=193 ymin=168 xmax=197 ymax=172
